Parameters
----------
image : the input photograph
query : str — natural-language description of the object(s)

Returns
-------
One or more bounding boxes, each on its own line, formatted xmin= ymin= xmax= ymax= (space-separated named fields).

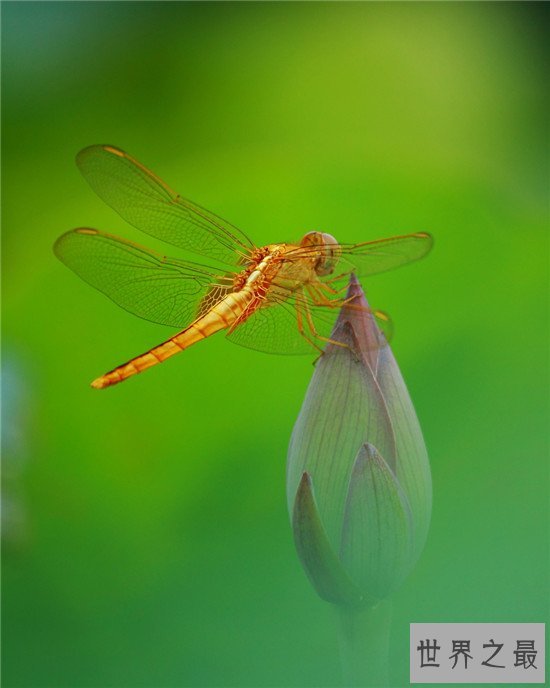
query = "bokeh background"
xmin=2 ymin=3 xmax=548 ymax=687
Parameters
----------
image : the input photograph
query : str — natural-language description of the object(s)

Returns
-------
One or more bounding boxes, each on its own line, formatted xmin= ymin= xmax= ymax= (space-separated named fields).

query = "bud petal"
xmin=374 ymin=347 xmax=432 ymax=559
xmin=292 ymin=472 xmax=369 ymax=606
xmin=340 ymin=443 xmax=413 ymax=599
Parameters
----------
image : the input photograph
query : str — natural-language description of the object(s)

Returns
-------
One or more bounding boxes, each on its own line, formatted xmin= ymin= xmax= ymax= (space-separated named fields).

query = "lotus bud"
xmin=287 ymin=274 xmax=431 ymax=607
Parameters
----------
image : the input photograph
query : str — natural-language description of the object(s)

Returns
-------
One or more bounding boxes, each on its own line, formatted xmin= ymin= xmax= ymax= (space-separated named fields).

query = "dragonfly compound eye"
xmin=315 ymin=232 xmax=340 ymax=276
xmin=299 ymin=231 xmax=322 ymax=247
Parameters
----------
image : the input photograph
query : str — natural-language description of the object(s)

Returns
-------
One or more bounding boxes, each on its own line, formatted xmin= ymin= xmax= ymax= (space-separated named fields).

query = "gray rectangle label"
xmin=410 ymin=623 xmax=545 ymax=683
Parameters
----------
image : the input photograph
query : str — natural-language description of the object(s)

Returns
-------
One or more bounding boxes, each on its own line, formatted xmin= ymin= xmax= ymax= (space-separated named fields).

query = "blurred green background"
xmin=2 ymin=2 xmax=548 ymax=687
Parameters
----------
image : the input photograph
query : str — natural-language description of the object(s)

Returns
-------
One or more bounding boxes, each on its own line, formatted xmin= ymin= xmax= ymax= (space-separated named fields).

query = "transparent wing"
xmin=226 ymin=283 xmax=391 ymax=356
xmin=285 ymin=232 xmax=433 ymax=278
xmin=226 ymin=293 xmax=313 ymax=355
xmin=54 ymin=228 xmax=230 ymax=328
xmin=76 ymin=145 xmax=255 ymax=266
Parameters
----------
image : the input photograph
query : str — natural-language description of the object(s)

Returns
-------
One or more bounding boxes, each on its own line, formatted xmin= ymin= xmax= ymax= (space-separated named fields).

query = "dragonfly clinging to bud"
xmin=54 ymin=145 xmax=432 ymax=389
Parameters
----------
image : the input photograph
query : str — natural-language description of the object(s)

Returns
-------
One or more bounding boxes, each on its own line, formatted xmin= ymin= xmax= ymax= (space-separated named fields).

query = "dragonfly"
xmin=54 ymin=145 xmax=432 ymax=389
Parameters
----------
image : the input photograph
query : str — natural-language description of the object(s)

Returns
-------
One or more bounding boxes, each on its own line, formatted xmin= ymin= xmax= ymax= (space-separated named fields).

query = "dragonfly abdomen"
xmin=91 ymin=289 xmax=255 ymax=389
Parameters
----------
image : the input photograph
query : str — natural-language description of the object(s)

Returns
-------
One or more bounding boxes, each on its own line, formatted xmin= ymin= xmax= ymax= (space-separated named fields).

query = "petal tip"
xmin=292 ymin=472 xmax=368 ymax=607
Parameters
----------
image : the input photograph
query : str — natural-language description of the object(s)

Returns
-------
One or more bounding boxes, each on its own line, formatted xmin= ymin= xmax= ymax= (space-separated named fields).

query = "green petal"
xmin=340 ymin=444 xmax=414 ymax=599
xmin=292 ymin=472 xmax=373 ymax=607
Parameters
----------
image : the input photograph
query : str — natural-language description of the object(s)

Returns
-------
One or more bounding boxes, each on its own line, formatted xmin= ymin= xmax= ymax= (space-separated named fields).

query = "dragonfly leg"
xmin=315 ymin=281 xmax=339 ymax=295
xmin=295 ymin=299 xmax=325 ymax=355
xmin=307 ymin=285 xmax=380 ymax=319
xmin=323 ymin=271 xmax=352 ymax=283
xmin=301 ymin=296 xmax=350 ymax=351
xmin=299 ymin=290 xmax=379 ymax=359
xmin=306 ymin=283 xmax=337 ymax=307
xmin=316 ymin=278 xmax=350 ymax=296
xmin=306 ymin=284 xmax=356 ymax=309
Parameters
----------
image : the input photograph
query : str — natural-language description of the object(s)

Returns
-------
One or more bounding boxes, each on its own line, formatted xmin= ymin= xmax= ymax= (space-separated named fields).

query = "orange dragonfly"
xmin=54 ymin=145 xmax=432 ymax=389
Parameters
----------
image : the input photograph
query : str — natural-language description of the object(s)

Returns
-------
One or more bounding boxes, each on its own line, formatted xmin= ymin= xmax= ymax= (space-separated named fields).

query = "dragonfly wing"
xmin=285 ymin=232 xmax=432 ymax=278
xmin=76 ymin=145 xmax=255 ymax=265
xmin=226 ymin=297 xmax=314 ymax=355
xmin=335 ymin=232 xmax=433 ymax=277
xmin=54 ymin=228 xmax=230 ymax=328
xmin=226 ymin=283 xmax=391 ymax=356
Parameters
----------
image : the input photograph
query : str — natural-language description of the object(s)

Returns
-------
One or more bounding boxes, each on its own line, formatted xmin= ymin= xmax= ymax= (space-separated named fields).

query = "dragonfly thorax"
xmin=300 ymin=231 xmax=340 ymax=276
xmin=233 ymin=245 xmax=284 ymax=292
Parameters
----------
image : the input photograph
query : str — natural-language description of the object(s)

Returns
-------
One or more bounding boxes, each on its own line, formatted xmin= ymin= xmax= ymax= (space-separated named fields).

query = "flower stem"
xmin=336 ymin=600 xmax=392 ymax=687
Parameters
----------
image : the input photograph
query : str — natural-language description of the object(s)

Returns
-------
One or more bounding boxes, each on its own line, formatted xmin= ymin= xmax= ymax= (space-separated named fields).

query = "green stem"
xmin=336 ymin=600 xmax=392 ymax=687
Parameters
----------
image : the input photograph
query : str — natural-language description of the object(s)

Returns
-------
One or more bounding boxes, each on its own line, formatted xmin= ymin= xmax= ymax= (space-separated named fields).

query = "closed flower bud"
xmin=287 ymin=274 xmax=431 ymax=607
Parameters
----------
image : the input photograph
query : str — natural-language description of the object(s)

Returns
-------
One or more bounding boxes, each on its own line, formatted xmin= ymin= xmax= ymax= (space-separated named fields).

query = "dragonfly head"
xmin=300 ymin=231 xmax=341 ymax=276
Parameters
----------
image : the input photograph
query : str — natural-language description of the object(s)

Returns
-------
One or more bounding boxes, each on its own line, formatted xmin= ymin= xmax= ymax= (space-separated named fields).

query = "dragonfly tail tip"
xmin=90 ymin=376 xmax=108 ymax=390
